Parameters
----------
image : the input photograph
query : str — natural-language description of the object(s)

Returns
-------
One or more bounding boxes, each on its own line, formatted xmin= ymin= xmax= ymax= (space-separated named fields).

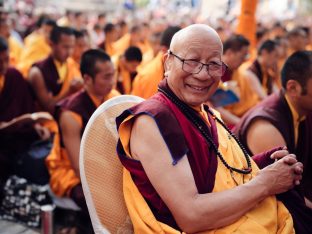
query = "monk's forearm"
xmin=189 ymin=178 xmax=269 ymax=232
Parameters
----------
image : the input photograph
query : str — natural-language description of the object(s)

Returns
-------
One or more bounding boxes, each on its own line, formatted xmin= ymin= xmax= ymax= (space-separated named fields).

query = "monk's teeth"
xmin=189 ymin=85 xmax=207 ymax=91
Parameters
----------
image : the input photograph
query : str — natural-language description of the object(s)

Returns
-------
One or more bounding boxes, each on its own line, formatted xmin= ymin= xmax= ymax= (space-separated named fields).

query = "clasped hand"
xmin=257 ymin=149 xmax=303 ymax=196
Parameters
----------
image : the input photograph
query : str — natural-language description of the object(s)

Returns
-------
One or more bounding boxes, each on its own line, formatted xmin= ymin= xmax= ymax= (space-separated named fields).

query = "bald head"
xmin=170 ymin=24 xmax=222 ymax=53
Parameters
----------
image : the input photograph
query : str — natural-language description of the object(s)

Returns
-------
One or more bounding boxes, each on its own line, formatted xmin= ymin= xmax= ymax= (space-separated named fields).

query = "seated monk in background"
xmin=17 ymin=18 xmax=56 ymax=77
xmin=131 ymin=26 xmax=181 ymax=99
xmin=116 ymin=24 xmax=308 ymax=233
xmin=245 ymin=39 xmax=280 ymax=100
xmin=0 ymin=19 xmax=23 ymax=66
xmin=28 ymin=26 xmax=83 ymax=115
xmin=218 ymin=34 xmax=259 ymax=126
xmin=235 ymin=51 xmax=312 ymax=214
xmin=67 ymin=29 xmax=90 ymax=80
xmin=114 ymin=46 xmax=142 ymax=94
xmin=0 ymin=37 xmax=53 ymax=198
xmin=47 ymin=49 xmax=119 ymax=214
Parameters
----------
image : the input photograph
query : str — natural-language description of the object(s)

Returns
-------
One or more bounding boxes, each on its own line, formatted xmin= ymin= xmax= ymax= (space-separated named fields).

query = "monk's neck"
xmin=85 ymin=86 xmax=105 ymax=103
xmin=257 ymin=57 xmax=267 ymax=70
xmin=285 ymin=92 xmax=306 ymax=119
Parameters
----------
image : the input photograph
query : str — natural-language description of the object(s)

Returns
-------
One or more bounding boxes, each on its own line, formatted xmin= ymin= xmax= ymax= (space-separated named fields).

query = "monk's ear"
xmin=83 ymin=74 xmax=92 ymax=85
xmin=286 ymin=80 xmax=302 ymax=97
xmin=163 ymin=52 xmax=172 ymax=74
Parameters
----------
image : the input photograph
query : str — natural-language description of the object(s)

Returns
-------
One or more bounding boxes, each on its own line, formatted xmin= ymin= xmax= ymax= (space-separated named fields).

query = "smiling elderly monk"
xmin=116 ymin=24 xmax=304 ymax=233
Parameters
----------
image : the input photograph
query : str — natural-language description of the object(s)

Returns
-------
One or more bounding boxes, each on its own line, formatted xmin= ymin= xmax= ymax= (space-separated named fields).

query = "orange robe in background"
xmin=131 ymin=51 xmax=164 ymax=99
xmin=67 ymin=57 xmax=82 ymax=80
xmin=224 ymin=68 xmax=259 ymax=117
xmin=8 ymin=37 xmax=23 ymax=66
xmin=236 ymin=0 xmax=258 ymax=52
xmin=17 ymin=34 xmax=51 ymax=77
xmin=112 ymin=33 xmax=131 ymax=57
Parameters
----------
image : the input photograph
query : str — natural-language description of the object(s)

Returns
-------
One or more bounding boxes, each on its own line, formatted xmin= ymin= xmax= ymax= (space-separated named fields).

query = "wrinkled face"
xmin=52 ymin=34 xmax=75 ymax=63
xmin=0 ymin=50 xmax=9 ymax=75
xmin=124 ymin=60 xmax=141 ymax=74
xmin=166 ymin=33 xmax=223 ymax=107
xmin=72 ymin=36 xmax=90 ymax=62
xmin=91 ymin=61 xmax=115 ymax=98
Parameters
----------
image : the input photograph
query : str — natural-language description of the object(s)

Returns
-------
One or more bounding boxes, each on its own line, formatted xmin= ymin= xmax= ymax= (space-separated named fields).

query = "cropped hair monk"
xmin=28 ymin=26 xmax=83 ymax=115
xmin=48 ymin=49 xmax=119 ymax=212
xmin=235 ymin=51 xmax=312 ymax=217
xmin=116 ymin=24 xmax=305 ymax=233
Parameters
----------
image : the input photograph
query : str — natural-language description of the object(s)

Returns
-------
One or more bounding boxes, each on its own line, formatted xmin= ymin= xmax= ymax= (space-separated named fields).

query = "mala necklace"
xmin=158 ymin=87 xmax=252 ymax=184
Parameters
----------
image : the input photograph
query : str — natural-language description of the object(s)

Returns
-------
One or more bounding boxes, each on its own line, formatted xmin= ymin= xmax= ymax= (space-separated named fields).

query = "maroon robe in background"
xmin=235 ymin=90 xmax=312 ymax=201
xmin=0 ymin=67 xmax=38 ymax=196
xmin=33 ymin=55 xmax=62 ymax=96
xmin=235 ymin=90 xmax=312 ymax=233
xmin=55 ymin=90 xmax=97 ymax=140
xmin=0 ymin=68 xmax=35 ymax=122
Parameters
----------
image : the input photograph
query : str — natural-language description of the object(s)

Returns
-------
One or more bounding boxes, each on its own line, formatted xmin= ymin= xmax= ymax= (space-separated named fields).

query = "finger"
xmin=282 ymin=155 xmax=298 ymax=165
xmin=293 ymin=162 xmax=303 ymax=173
xmin=270 ymin=149 xmax=289 ymax=159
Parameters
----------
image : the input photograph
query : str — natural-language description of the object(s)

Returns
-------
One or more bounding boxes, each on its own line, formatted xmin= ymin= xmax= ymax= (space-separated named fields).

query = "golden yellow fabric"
xmin=17 ymin=34 xmax=51 ymax=77
xmin=114 ymin=57 xmax=132 ymax=94
xmin=54 ymin=59 xmax=68 ymax=84
xmin=47 ymin=89 xmax=120 ymax=196
xmin=67 ymin=57 xmax=82 ymax=80
xmin=285 ymin=94 xmax=306 ymax=147
xmin=113 ymin=33 xmax=131 ymax=57
xmin=44 ymin=119 xmax=81 ymax=197
xmin=119 ymin=110 xmax=293 ymax=233
xmin=8 ymin=37 xmax=23 ymax=66
xmin=224 ymin=68 xmax=259 ymax=117
xmin=236 ymin=0 xmax=258 ymax=49
xmin=131 ymin=51 xmax=164 ymax=99
xmin=54 ymin=58 xmax=82 ymax=100
xmin=105 ymin=41 xmax=116 ymax=57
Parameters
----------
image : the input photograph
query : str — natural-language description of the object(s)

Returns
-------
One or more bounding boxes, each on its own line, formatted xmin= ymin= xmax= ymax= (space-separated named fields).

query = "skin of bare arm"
xmin=59 ymin=111 xmax=81 ymax=179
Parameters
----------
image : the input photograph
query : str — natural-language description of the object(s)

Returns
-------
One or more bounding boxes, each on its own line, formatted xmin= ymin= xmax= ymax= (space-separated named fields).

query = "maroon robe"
xmin=55 ymin=90 xmax=97 ymax=139
xmin=33 ymin=55 xmax=62 ymax=96
xmin=0 ymin=68 xmax=35 ymax=121
xmin=116 ymin=79 xmax=285 ymax=230
xmin=0 ymin=68 xmax=38 ymax=197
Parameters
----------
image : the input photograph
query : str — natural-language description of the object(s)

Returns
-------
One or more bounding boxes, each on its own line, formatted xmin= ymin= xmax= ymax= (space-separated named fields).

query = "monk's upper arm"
xmin=28 ymin=67 xmax=53 ymax=112
xmin=59 ymin=111 xmax=82 ymax=178
xmin=246 ymin=119 xmax=286 ymax=155
xmin=130 ymin=114 xmax=198 ymax=225
xmin=244 ymin=70 xmax=267 ymax=100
